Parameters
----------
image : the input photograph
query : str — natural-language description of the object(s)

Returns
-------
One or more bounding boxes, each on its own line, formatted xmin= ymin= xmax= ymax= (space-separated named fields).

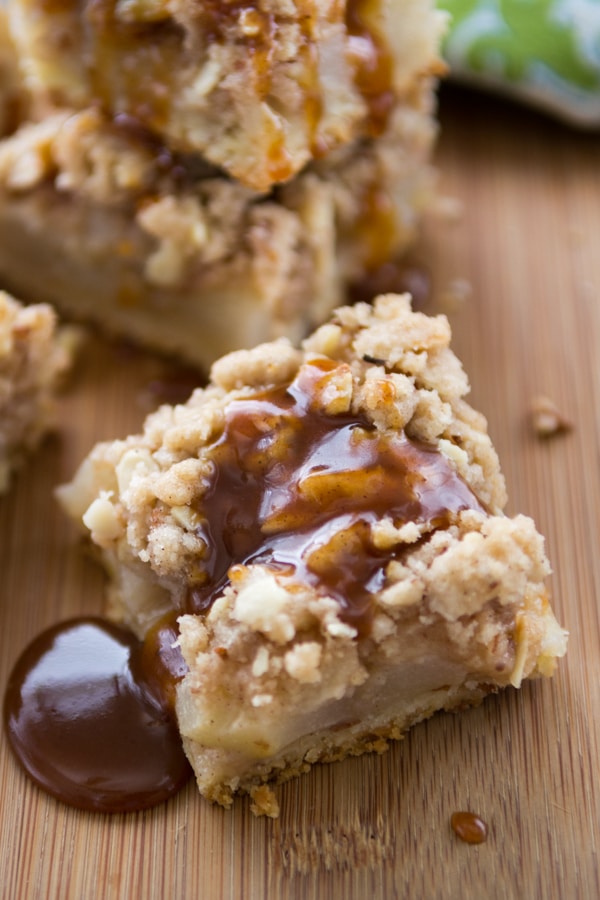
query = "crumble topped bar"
xmin=0 ymin=0 xmax=444 ymax=367
xmin=0 ymin=94 xmax=437 ymax=368
xmin=0 ymin=291 xmax=70 ymax=493
xmin=7 ymin=0 xmax=446 ymax=190
xmin=58 ymin=295 xmax=567 ymax=814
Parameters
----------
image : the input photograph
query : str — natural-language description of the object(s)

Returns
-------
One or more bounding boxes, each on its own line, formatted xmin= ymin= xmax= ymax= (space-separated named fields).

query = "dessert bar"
xmin=0 ymin=97 xmax=436 ymax=369
xmin=0 ymin=291 xmax=69 ymax=493
xmin=8 ymin=0 xmax=446 ymax=190
xmin=58 ymin=295 xmax=567 ymax=815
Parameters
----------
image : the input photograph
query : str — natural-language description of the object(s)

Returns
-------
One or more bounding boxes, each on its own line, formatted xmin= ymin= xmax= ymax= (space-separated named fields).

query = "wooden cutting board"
xmin=1 ymin=84 xmax=598 ymax=899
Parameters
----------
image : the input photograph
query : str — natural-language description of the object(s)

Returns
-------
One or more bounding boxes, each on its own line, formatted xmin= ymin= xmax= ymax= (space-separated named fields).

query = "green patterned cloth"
xmin=438 ymin=0 xmax=600 ymax=124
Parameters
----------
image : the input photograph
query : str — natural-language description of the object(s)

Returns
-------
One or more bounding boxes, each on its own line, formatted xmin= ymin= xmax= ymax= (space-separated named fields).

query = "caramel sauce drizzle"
xmin=59 ymin=0 xmax=395 ymax=179
xmin=84 ymin=0 xmax=183 ymax=130
xmin=184 ymin=358 xmax=485 ymax=635
xmin=346 ymin=0 xmax=395 ymax=138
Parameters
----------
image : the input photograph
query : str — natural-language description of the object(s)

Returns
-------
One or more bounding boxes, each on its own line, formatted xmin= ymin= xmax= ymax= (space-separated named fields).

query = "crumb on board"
xmin=529 ymin=395 xmax=573 ymax=438
xmin=431 ymin=194 xmax=464 ymax=222
xmin=250 ymin=785 xmax=280 ymax=819
xmin=439 ymin=277 xmax=472 ymax=312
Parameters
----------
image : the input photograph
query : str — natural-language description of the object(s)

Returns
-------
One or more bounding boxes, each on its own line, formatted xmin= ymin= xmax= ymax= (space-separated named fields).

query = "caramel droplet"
xmin=451 ymin=811 xmax=488 ymax=844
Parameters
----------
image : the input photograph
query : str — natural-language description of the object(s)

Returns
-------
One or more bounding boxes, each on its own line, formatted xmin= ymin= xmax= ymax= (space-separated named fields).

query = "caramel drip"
xmin=83 ymin=0 xmax=184 ymax=129
xmin=346 ymin=0 xmax=395 ymax=138
xmin=3 ymin=618 xmax=192 ymax=812
xmin=186 ymin=359 xmax=485 ymax=634
xmin=451 ymin=811 xmax=489 ymax=844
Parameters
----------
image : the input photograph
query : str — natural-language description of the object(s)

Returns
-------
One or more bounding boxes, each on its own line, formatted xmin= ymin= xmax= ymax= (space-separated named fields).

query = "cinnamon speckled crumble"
xmin=58 ymin=295 xmax=567 ymax=814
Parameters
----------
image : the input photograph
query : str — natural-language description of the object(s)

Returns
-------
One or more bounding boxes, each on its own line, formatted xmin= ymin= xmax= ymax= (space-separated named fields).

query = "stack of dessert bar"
xmin=0 ymin=1 xmax=567 ymax=817
xmin=0 ymin=0 xmax=446 ymax=369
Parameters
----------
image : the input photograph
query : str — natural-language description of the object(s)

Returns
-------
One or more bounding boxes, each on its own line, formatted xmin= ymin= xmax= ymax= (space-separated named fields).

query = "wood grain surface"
xmin=1 ymin=84 xmax=599 ymax=899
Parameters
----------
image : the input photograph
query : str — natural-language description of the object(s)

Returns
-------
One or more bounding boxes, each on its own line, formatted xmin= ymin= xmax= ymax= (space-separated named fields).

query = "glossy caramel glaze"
xmin=451 ymin=811 xmax=489 ymax=844
xmin=187 ymin=359 xmax=485 ymax=634
xmin=48 ymin=0 xmax=396 ymax=174
xmin=4 ymin=618 xmax=192 ymax=812
xmin=346 ymin=0 xmax=395 ymax=137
